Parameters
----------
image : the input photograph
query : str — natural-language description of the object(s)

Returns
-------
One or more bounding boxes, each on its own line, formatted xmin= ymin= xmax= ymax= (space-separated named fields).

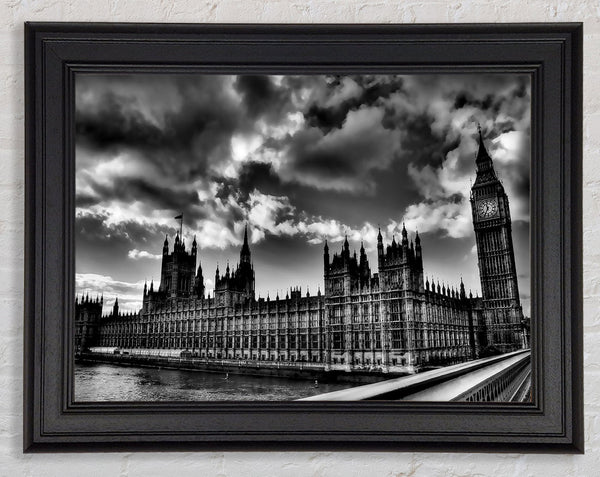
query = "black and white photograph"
xmin=74 ymin=73 xmax=532 ymax=402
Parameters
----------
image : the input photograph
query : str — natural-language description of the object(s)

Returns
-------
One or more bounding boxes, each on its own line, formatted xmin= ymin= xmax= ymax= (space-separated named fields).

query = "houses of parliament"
xmin=75 ymin=131 xmax=529 ymax=372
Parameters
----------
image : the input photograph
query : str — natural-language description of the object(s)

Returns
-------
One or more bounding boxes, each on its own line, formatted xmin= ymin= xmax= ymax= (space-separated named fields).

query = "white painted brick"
xmin=25 ymin=454 xmax=126 ymax=477
xmin=584 ymin=112 xmax=600 ymax=149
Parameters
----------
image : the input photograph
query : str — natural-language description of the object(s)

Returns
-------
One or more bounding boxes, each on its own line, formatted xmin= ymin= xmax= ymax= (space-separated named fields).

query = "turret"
xmin=343 ymin=234 xmax=350 ymax=259
xmin=195 ymin=261 xmax=204 ymax=298
xmin=359 ymin=241 xmax=367 ymax=265
xmin=377 ymin=227 xmax=384 ymax=268
xmin=415 ymin=230 xmax=423 ymax=270
xmin=323 ymin=240 xmax=330 ymax=275
xmin=159 ymin=235 xmax=169 ymax=292
xmin=359 ymin=241 xmax=371 ymax=288
xmin=401 ymin=222 xmax=408 ymax=246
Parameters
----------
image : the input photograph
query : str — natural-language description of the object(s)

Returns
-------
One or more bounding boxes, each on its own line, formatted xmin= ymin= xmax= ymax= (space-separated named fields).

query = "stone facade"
xmin=74 ymin=294 xmax=103 ymax=353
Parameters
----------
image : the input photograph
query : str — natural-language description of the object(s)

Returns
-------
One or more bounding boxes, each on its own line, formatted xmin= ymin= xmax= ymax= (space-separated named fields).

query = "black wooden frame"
xmin=24 ymin=22 xmax=583 ymax=453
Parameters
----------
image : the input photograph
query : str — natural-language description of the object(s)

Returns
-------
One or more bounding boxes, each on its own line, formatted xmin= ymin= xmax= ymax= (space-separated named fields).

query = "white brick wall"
xmin=0 ymin=1 xmax=596 ymax=475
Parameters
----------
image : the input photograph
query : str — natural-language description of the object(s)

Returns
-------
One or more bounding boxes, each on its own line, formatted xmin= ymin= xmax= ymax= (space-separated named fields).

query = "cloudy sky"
xmin=75 ymin=73 xmax=531 ymax=316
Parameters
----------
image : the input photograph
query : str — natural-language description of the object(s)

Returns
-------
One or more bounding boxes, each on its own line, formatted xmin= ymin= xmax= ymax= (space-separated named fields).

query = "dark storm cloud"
xmin=304 ymin=103 xmax=348 ymax=132
xmin=233 ymin=75 xmax=291 ymax=121
xmin=76 ymin=192 xmax=101 ymax=208
xmin=304 ymin=75 xmax=403 ymax=133
xmin=513 ymin=175 xmax=530 ymax=204
xmin=76 ymin=75 xmax=246 ymax=183
xmin=213 ymin=161 xmax=282 ymax=205
xmin=393 ymin=112 xmax=459 ymax=170
xmin=276 ymin=106 xmax=401 ymax=193
xmin=76 ymin=211 xmax=169 ymax=248
xmin=76 ymin=91 xmax=163 ymax=151
xmin=238 ymin=161 xmax=280 ymax=191
xmin=454 ymin=92 xmax=496 ymax=112
xmin=78 ymin=175 xmax=201 ymax=212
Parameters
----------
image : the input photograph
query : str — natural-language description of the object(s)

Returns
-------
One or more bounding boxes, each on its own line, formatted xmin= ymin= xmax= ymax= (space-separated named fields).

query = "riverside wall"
xmin=76 ymin=352 xmax=403 ymax=384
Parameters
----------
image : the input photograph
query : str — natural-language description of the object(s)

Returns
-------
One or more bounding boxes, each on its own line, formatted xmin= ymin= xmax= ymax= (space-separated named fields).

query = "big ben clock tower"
xmin=470 ymin=126 xmax=525 ymax=353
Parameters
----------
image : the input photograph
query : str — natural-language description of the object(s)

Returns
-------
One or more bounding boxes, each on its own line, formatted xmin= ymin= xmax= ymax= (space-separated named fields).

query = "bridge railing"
xmin=402 ymin=351 xmax=531 ymax=402
xmin=298 ymin=350 xmax=531 ymax=401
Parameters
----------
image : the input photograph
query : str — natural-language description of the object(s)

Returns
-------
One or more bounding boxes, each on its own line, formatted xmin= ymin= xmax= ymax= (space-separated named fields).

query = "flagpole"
xmin=174 ymin=213 xmax=184 ymax=238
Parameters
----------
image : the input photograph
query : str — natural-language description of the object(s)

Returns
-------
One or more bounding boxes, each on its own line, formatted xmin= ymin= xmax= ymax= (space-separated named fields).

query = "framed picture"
xmin=24 ymin=22 xmax=583 ymax=452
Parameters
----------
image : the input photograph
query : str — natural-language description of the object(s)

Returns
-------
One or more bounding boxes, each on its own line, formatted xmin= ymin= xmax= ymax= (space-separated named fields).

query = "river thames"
xmin=75 ymin=363 xmax=355 ymax=401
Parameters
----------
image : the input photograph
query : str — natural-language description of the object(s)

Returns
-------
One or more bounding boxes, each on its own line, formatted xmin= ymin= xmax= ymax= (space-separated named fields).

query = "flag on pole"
xmin=175 ymin=214 xmax=184 ymax=238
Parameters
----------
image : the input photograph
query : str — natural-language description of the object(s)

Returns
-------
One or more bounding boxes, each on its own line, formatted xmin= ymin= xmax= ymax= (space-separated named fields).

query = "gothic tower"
xmin=376 ymin=224 xmax=423 ymax=293
xmin=158 ymin=228 xmax=199 ymax=300
xmin=470 ymin=126 xmax=525 ymax=352
xmin=74 ymin=293 xmax=103 ymax=352
xmin=213 ymin=226 xmax=255 ymax=306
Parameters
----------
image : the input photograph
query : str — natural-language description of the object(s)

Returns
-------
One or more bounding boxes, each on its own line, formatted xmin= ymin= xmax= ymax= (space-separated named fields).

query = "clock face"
xmin=477 ymin=198 xmax=499 ymax=219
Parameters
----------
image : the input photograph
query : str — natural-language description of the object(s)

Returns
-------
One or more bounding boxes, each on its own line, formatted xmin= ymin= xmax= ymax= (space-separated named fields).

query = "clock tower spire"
xmin=470 ymin=126 xmax=525 ymax=353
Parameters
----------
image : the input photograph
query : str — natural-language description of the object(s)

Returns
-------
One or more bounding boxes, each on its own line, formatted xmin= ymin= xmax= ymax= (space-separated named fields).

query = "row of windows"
xmin=101 ymin=306 xmax=472 ymax=334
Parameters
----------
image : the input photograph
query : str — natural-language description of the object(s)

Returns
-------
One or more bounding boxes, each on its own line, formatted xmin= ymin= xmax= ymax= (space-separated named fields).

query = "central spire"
xmin=343 ymin=234 xmax=350 ymax=258
xmin=240 ymin=223 xmax=251 ymax=264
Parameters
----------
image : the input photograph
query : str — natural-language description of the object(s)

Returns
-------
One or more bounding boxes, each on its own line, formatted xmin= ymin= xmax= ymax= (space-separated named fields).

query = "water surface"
xmin=75 ymin=363 xmax=354 ymax=401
